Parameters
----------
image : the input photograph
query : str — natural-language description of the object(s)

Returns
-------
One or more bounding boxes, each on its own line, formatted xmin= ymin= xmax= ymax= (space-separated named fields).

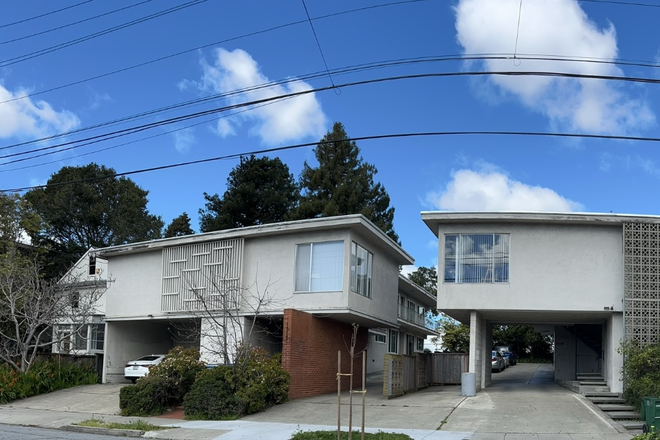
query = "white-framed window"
xmin=374 ymin=333 xmax=386 ymax=344
xmin=294 ymin=241 xmax=344 ymax=292
xmin=90 ymin=323 xmax=104 ymax=351
xmin=56 ymin=325 xmax=87 ymax=352
xmin=388 ymin=329 xmax=398 ymax=354
xmin=416 ymin=337 xmax=424 ymax=352
xmin=350 ymin=242 xmax=373 ymax=298
xmin=444 ymin=233 xmax=510 ymax=283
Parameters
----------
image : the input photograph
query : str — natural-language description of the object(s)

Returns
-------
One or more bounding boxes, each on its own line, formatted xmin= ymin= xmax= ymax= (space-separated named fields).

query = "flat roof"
xmin=421 ymin=211 xmax=660 ymax=236
xmin=98 ymin=214 xmax=414 ymax=265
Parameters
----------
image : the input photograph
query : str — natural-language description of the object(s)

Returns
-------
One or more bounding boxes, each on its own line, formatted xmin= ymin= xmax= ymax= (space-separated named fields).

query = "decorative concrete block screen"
xmin=161 ymin=238 xmax=244 ymax=312
xmin=624 ymin=222 xmax=660 ymax=345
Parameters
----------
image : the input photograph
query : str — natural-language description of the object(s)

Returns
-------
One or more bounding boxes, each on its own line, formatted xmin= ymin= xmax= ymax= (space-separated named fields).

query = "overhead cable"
xmin=0 ymin=0 xmax=97 ymax=29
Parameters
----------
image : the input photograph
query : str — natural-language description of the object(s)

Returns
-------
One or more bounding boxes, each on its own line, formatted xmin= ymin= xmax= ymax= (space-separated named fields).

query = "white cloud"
xmin=427 ymin=168 xmax=583 ymax=212
xmin=192 ymin=48 xmax=327 ymax=145
xmin=172 ymin=128 xmax=195 ymax=153
xmin=454 ymin=0 xmax=655 ymax=134
xmin=0 ymin=83 xmax=80 ymax=139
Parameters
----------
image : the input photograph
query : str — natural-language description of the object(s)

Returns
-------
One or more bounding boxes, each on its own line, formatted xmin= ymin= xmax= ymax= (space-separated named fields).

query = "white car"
xmin=124 ymin=354 xmax=166 ymax=383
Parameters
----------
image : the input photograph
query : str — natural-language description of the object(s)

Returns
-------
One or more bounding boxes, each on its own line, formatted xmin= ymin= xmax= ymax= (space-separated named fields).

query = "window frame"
xmin=444 ymin=233 xmax=510 ymax=284
xmin=294 ymin=240 xmax=344 ymax=293
xmin=416 ymin=336 xmax=424 ymax=352
xmin=388 ymin=329 xmax=398 ymax=354
xmin=373 ymin=333 xmax=386 ymax=344
xmin=350 ymin=242 xmax=373 ymax=298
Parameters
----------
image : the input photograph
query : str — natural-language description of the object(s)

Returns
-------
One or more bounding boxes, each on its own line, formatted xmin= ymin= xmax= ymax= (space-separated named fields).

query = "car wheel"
xmin=130 ymin=378 xmax=137 ymax=384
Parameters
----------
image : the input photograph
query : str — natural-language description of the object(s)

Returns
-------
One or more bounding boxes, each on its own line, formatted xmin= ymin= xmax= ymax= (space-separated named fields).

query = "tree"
xmin=293 ymin=122 xmax=399 ymax=242
xmin=165 ymin=212 xmax=194 ymax=238
xmin=24 ymin=163 xmax=164 ymax=277
xmin=0 ymin=244 xmax=106 ymax=372
xmin=407 ymin=266 xmax=438 ymax=297
xmin=493 ymin=324 xmax=553 ymax=360
xmin=439 ymin=319 xmax=470 ymax=352
xmin=199 ymin=155 xmax=299 ymax=232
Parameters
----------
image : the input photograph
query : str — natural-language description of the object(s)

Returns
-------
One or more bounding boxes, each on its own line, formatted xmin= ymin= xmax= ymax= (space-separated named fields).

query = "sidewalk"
xmin=0 ymin=364 xmax=637 ymax=440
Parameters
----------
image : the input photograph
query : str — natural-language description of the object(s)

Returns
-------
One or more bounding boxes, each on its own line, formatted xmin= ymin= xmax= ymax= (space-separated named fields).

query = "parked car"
xmin=495 ymin=346 xmax=516 ymax=366
xmin=491 ymin=350 xmax=506 ymax=372
xmin=505 ymin=351 xmax=517 ymax=366
xmin=124 ymin=354 xmax=166 ymax=383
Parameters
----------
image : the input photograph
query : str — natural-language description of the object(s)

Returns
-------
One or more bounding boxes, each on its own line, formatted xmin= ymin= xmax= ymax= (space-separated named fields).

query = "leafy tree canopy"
xmin=293 ymin=122 xmax=398 ymax=243
xmin=165 ymin=212 xmax=194 ymax=238
xmin=24 ymin=163 xmax=163 ymax=277
xmin=439 ymin=319 xmax=470 ymax=352
xmin=407 ymin=266 xmax=437 ymax=297
xmin=199 ymin=155 xmax=298 ymax=232
xmin=492 ymin=324 xmax=554 ymax=360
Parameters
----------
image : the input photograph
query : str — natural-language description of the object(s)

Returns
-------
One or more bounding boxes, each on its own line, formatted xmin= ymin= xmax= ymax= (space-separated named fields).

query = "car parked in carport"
xmin=124 ymin=354 xmax=165 ymax=383
xmin=491 ymin=350 xmax=506 ymax=372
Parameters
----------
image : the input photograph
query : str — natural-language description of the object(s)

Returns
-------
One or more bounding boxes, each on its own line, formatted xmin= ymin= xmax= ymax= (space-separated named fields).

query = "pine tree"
xmin=165 ymin=212 xmax=194 ymax=237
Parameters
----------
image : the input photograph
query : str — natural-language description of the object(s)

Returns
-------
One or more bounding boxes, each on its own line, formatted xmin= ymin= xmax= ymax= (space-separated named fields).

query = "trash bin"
xmin=641 ymin=397 xmax=660 ymax=433
xmin=461 ymin=372 xmax=476 ymax=397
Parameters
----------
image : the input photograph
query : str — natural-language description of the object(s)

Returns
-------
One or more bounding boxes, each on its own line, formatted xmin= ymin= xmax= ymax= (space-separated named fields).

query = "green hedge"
xmin=620 ymin=342 xmax=660 ymax=410
xmin=0 ymin=358 xmax=98 ymax=404
xmin=119 ymin=346 xmax=205 ymax=416
xmin=184 ymin=348 xmax=290 ymax=420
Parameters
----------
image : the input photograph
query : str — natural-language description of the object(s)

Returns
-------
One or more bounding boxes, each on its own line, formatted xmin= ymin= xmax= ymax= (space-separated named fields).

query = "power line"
xmin=0 ymin=0 xmax=98 ymax=29
xmin=4 ymin=68 xmax=660 ymax=164
xmin=301 ymin=0 xmax=336 ymax=89
xmin=0 ymin=0 xmax=429 ymax=106
xmin=579 ymin=0 xmax=660 ymax=8
xmin=0 ymin=0 xmax=210 ymax=68
xmin=5 ymin=129 xmax=660 ymax=193
xmin=0 ymin=0 xmax=155 ymax=46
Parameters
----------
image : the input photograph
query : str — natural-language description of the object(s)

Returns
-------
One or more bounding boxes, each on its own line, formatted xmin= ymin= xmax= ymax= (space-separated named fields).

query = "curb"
xmin=62 ymin=425 xmax=145 ymax=437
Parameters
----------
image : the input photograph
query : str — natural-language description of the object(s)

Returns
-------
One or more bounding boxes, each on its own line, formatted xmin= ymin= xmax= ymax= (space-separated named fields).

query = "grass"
xmin=76 ymin=417 xmax=175 ymax=431
xmin=290 ymin=430 xmax=412 ymax=440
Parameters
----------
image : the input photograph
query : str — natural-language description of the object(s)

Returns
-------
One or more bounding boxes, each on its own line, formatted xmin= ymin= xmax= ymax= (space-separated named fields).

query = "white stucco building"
xmin=422 ymin=211 xmax=660 ymax=393
xmin=62 ymin=215 xmax=436 ymax=399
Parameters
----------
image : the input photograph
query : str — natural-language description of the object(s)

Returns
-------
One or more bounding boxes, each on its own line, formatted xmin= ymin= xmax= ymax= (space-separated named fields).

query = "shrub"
xmin=120 ymin=346 xmax=204 ymax=416
xmin=183 ymin=347 xmax=290 ymax=420
xmin=619 ymin=342 xmax=660 ymax=410
xmin=0 ymin=358 xmax=98 ymax=404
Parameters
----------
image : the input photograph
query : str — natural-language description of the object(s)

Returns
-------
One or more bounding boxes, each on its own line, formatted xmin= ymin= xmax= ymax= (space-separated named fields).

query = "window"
xmin=88 ymin=255 xmax=97 ymax=275
xmin=444 ymin=234 xmax=510 ymax=283
xmin=374 ymin=333 xmax=386 ymax=344
xmin=388 ymin=329 xmax=398 ymax=354
xmin=90 ymin=324 xmax=104 ymax=351
xmin=406 ymin=334 xmax=415 ymax=355
xmin=56 ymin=325 xmax=86 ymax=352
xmin=416 ymin=337 xmax=424 ymax=352
xmin=350 ymin=242 xmax=373 ymax=298
xmin=295 ymin=241 xmax=344 ymax=292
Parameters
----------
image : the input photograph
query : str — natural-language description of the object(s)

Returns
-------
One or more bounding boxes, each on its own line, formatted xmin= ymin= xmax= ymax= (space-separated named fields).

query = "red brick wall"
xmin=282 ymin=308 xmax=368 ymax=399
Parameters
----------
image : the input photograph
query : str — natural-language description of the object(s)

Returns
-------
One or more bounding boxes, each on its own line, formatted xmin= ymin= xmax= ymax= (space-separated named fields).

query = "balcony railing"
xmin=397 ymin=303 xmax=432 ymax=330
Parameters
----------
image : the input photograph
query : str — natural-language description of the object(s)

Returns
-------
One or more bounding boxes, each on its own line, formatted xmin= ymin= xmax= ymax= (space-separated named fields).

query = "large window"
xmin=90 ymin=324 xmax=105 ymax=351
xmin=350 ymin=242 xmax=373 ymax=298
xmin=295 ymin=241 xmax=344 ymax=292
xmin=444 ymin=234 xmax=510 ymax=283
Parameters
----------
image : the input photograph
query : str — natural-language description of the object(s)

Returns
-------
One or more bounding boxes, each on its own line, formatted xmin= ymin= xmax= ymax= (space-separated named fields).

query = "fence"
xmin=383 ymin=352 xmax=468 ymax=398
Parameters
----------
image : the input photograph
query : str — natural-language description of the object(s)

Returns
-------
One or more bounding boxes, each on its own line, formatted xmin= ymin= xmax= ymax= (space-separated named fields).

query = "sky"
xmin=2 ymin=0 xmax=660 ymax=271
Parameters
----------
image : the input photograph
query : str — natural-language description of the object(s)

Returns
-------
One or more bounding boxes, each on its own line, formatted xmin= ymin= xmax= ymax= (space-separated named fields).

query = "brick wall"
xmin=282 ymin=308 xmax=368 ymax=399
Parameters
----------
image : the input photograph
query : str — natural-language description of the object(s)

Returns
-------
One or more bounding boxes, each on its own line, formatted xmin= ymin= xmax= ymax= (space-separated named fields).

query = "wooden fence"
xmin=383 ymin=352 xmax=468 ymax=398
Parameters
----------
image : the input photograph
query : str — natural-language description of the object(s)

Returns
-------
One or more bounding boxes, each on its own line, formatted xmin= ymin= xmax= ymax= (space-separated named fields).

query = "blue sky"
xmin=2 ymin=0 xmax=660 ymax=270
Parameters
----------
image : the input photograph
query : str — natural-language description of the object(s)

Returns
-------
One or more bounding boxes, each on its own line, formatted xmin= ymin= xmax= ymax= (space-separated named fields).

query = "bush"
xmin=183 ymin=347 xmax=290 ymax=420
xmin=0 ymin=358 xmax=98 ymax=404
xmin=120 ymin=346 xmax=205 ymax=416
xmin=620 ymin=342 xmax=660 ymax=410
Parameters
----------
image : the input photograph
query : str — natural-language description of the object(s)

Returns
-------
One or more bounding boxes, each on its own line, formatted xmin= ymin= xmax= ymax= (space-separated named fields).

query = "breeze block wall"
xmin=282 ymin=308 xmax=368 ymax=399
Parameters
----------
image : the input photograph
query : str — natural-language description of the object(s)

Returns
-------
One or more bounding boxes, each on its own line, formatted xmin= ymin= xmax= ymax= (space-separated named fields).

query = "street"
xmin=0 ymin=424 xmax=129 ymax=440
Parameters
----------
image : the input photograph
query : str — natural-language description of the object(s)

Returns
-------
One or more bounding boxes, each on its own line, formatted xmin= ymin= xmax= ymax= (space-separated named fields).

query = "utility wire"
xmin=0 ymin=0 xmax=210 ymax=68
xmin=0 ymin=0 xmax=97 ymax=29
xmin=0 ymin=0 xmax=155 ymax=46
xmin=580 ymin=0 xmax=660 ymax=8
xmin=5 ymin=129 xmax=660 ymax=193
xmin=0 ymin=0 xmax=428 ymax=106
xmin=301 ymin=0 xmax=336 ymax=89
xmin=4 ymin=68 xmax=660 ymax=163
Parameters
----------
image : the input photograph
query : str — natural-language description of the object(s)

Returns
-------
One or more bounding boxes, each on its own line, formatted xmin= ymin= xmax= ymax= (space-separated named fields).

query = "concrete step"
xmin=579 ymin=385 xmax=611 ymax=394
xmin=583 ymin=391 xmax=620 ymax=398
xmin=578 ymin=374 xmax=604 ymax=380
xmin=619 ymin=420 xmax=645 ymax=431
xmin=580 ymin=381 xmax=607 ymax=386
xmin=597 ymin=404 xmax=635 ymax=412
xmin=608 ymin=411 xmax=641 ymax=420
xmin=589 ymin=397 xmax=627 ymax=404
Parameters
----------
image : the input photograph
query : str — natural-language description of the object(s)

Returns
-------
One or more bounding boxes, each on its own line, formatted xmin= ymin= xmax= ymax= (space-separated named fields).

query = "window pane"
xmin=310 ymin=242 xmax=343 ymax=291
xmin=350 ymin=242 xmax=357 ymax=291
xmin=366 ymin=252 xmax=373 ymax=298
xmin=493 ymin=234 xmax=510 ymax=282
xmin=294 ymin=244 xmax=311 ymax=292
xmin=389 ymin=329 xmax=398 ymax=354
xmin=444 ymin=235 xmax=457 ymax=282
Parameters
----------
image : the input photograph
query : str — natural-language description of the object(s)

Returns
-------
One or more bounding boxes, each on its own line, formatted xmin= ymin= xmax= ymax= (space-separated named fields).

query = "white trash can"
xmin=461 ymin=372 xmax=476 ymax=396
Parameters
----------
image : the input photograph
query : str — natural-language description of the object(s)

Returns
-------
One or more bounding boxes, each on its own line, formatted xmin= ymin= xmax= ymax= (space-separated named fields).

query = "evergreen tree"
xmin=165 ymin=212 xmax=194 ymax=238
xmin=199 ymin=155 xmax=299 ymax=232
xmin=294 ymin=122 xmax=398 ymax=242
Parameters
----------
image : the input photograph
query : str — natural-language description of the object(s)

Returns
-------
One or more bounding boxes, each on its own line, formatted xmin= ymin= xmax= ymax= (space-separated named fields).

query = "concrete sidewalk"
xmin=0 ymin=363 xmax=637 ymax=440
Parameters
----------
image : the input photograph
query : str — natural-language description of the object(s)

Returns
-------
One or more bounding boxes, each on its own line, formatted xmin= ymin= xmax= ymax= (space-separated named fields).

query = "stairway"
xmin=579 ymin=374 xmax=645 ymax=432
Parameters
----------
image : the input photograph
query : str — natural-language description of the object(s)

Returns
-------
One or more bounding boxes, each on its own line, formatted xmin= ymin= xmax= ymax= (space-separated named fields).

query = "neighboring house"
xmin=52 ymin=248 xmax=108 ymax=375
xmin=68 ymin=215 xmax=435 ymax=399
xmin=422 ymin=211 xmax=660 ymax=393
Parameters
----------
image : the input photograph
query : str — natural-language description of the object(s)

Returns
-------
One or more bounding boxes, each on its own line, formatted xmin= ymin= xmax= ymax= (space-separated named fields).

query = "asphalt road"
xmin=0 ymin=424 xmax=129 ymax=440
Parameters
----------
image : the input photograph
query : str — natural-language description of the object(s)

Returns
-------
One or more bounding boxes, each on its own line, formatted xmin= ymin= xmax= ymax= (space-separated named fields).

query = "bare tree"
xmin=0 ymin=246 xmax=106 ymax=372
